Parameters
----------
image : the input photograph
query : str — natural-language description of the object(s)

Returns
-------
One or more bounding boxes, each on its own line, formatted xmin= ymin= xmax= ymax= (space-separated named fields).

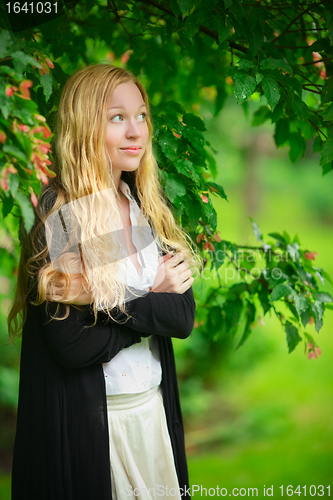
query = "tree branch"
xmin=136 ymin=0 xmax=248 ymax=54
xmin=271 ymin=1 xmax=322 ymax=45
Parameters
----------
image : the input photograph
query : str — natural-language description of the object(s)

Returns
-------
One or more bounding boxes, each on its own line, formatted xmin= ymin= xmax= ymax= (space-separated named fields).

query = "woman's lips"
xmin=120 ymin=147 xmax=142 ymax=155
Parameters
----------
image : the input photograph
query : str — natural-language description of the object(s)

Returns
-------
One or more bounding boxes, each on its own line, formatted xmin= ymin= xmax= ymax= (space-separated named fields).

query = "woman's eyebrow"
xmin=108 ymin=104 xmax=147 ymax=110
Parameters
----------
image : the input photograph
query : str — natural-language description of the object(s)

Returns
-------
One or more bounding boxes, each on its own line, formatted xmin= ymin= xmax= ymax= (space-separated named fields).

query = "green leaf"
xmin=161 ymin=101 xmax=185 ymax=115
xmin=174 ymin=159 xmax=201 ymax=183
xmin=205 ymin=149 xmax=217 ymax=179
xmin=314 ymin=292 xmax=333 ymax=303
xmin=8 ymin=174 xmax=19 ymax=197
xmin=1 ymin=195 xmax=14 ymax=218
xmin=290 ymin=290 xmax=308 ymax=316
xmin=270 ymin=283 xmax=293 ymax=302
xmin=320 ymin=139 xmax=333 ymax=166
xmin=328 ymin=16 xmax=333 ymax=44
xmin=291 ymin=96 xmax=309 ymax=120
xmin=3 ymin=145 xmax=28 ymax=164
xmin=15 ymin=192 xmax=35 ymax=233
xmin=184 ymin=193 xmax=203 ymax=231
xmin=235 ymin=300 xmax=256 ymax=349
xmin=182 ymin=113 xmax=206 ymax=131
xmin=216 ymin=16 xmax=231 ymax=45
xmin=249 ymin=217 xmax=262 ymax=242
xmin=11 ymin=51 xmax=40 ymax=67
xmin=176 ymin=0 xmax=194 ymax=17
xmin=238 ymin=60 xmax=256 ymax=72
xmin=251 ymin=106 xmax=271 ymax=126
xmin=159 ymin=131 xmax=179 ymax=160
xmin=274 ymin=118 xmax=289 ymax=147
xmin=261 ymin=77 xmax=281 ymax=111
xmin=202 ymin=197 xmax=217 ymax=226
xmin=164 ymin=174 xmax=186 ymax=203
xmin=260 ymin=58 xmax=293 ymax=75
xmin=321 ymin=77 xmax=333 ymax=104
xmin=322 ymin=162 xmax=333 ymax=176
xmin=287 ymin=76 xmax=302 ymax=97
xmin=233 ymin=71 xmax=257 ymax=104
xmin=208 ymin=182 xmax=228 ymax=201
xmin=323 ymin=103 xmax=333 ymax=121
xmin=310 ymin=303 xmax=324 ymax=333
xmin=301 ymin=307 xmax=311 ymax=328
xmin=288 ymin=132 xmax=306 ymax=162
xmin=0 ymin=95 xmax=12 ymax=120
xmin=285 ymin=323 xmax=302 ymax=353
xmin=320 ymin=269 xmax=333 ymax=286
xmin=39 ymin=73 xmax=53 ymax=103
xmin=268 ymin=232 xmax=286 ymax=245
xmin=256 ymin=73 xmax=263 ymax=85
xmin=310 ymin=38 xmax=331 ymax=53
xmin=0 ymin=30 xmax=11 ymax=58
xmin=182 ymin=126 xmax=205 ymax=156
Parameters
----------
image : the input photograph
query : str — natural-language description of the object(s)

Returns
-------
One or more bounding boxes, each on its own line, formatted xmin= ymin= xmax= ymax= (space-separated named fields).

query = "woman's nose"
xmin=125 ymin=119 xmax=141 ymax=138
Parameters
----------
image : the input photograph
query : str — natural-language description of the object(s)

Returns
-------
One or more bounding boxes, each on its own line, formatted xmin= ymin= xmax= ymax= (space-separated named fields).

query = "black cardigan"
xmin=11 ymin=284 xmax=196 ymax=499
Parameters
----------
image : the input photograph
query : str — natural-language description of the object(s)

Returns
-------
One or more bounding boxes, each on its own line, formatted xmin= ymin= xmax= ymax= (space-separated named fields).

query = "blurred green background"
xmin=1 ymin=92 xmax=332 ymax=498
xmin=178 ymin=94 xmax=333 ymax=496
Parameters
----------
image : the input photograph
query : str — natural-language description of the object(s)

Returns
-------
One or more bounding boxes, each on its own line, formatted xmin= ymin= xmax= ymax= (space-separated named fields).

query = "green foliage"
xmin=0 ymin=30 xmax=56 ymax=232
xmin=0 ymin=0 xmax=332 ymax=370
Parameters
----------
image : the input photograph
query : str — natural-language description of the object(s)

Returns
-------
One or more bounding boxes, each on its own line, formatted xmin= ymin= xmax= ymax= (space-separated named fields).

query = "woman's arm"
xmin=39 ymin=302 xmax=142 ymax=369
xmin=44 ymin=252 xmax=196 ymax=341
xmin=119 ymin=285 xmax=196 ymax=339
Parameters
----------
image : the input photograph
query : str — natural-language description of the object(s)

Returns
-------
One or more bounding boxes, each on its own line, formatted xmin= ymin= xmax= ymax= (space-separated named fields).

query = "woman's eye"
xmin=110 ymin=115 xmax=123 ymax=123
xmin=138 ymin=113 xmax=147 ymax=122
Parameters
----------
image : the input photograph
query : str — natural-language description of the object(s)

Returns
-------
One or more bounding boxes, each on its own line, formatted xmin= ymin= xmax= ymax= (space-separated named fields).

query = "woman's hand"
xmin=45 ymin=274 xmax=93 ymax=306
xmin=149 ymin=252 xmax=194 ymax=294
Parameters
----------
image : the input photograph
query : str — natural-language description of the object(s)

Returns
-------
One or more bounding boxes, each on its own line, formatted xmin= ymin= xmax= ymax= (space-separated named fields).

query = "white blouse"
xmin=102 ymin=179 xmax=162 ymax=395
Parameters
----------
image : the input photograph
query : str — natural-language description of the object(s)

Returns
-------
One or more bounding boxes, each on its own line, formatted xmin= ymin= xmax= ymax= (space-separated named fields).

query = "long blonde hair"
xmin=8 ymin=63 xmax=202 ymax=339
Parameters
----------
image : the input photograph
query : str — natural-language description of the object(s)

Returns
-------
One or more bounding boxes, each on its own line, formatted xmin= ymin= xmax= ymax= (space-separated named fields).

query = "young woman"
xmin=8 ymin=63 xmax=202 ymax=500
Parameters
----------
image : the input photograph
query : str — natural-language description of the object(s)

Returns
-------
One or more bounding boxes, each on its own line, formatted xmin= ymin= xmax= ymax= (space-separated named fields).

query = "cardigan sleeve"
xmin=39 ymin=302 xmax=142 ymax=369
xmin=104 ymin=285 xmax=196 ymax=340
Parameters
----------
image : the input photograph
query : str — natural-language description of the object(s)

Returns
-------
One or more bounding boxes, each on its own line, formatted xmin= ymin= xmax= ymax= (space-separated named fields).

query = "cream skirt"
xmin=107 ymin=385 xmax=182 ymax=500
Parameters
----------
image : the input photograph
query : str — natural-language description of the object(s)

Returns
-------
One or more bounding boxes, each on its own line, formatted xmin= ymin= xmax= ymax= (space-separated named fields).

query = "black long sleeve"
xmin=101 ymin=285 xmax=196 ymax=339
xmin=39 ymin=302 xmax=142 ymax=369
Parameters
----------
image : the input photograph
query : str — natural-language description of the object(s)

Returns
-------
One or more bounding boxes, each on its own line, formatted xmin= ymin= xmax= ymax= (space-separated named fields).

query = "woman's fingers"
xmin=178 ymin=275 xmax=194 ymax=294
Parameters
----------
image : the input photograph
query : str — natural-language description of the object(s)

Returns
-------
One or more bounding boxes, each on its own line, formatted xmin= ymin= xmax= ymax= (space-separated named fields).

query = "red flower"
xmin=196 ymin=233 xmax=204 ymax=243
xmin=172 ymin=130 xmax=181 ymax=138
xmin=30 ymin=192 xmax=38 ymax=207
xmin=5 ymin=87 xmax=14 ymax=97
xmin=307 ymin=342 xmax=322 ymax=360
xmin=200 ymin=194 xmax=208 ymax=203
xmin=42 ymin=126 xmax=52 ymax=139
xmin=34 ymin=114 xmax=46 ymax=122
xmin=121 ymin=50 xmax=133 ymax=64
xmin=39 ymin=142 xmax=52 ymax=154
xmin=45 ymin=58 xmax=54 ymax=69
xmin=19 ymin=80 xmax=33 ymax=99
xmin=0 ymin=179 xmax=8 ymax=191
xmin=213 ymin=233 xmax=221 ymax=242
xmin=18 ymin=124 xmax=29 ymax=132
xmin=304 ymin=251 xmax=318 ymax=260
xmin=8 ymin=165 xmax=18 ymax=174
xmin=39 ymin=63 xmax=49 ymax=75
xmin=0 ymin=131 xmax=7 ymax=143
xmin=31 ymin=126 xmax=45 ymax=134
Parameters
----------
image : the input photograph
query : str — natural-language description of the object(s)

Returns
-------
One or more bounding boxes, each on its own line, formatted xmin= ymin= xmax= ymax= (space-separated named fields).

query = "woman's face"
xmin=105 ymin=81 xmax=149 ymax=185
